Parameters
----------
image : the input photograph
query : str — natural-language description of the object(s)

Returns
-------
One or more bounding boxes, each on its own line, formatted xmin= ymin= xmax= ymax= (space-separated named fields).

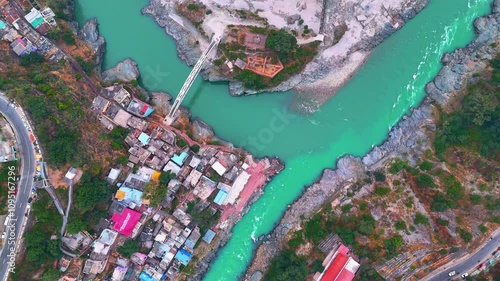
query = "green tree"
xmin=373 ymin=171 xmax=386 ymax=182
xmin=384 ymin=235 xmax=403 ymax=258
xmin=117 ymin=240 xmax=140 ymax=257
xmin=263 ymin=250 xmax=308 ymax=281
xmin=418 ymin=161 xmax=434 ymax=171
xmin=76 ymin=56 xmax=95 ymax=74
xmin=431 ymin=193 xmax=456 ymax=212
xmin=74 ymin=173 xmax=110 ymax=212
xmin=159 ymin=171 xmax=176 ymax=186
xmin=311 ymin=259 xmax=324 ymax=273
xmin=456 ymin=227 xmax=473 ymax=243
xmin=187 ymin=3 xmax=200 ymax=10
xmin=62 ymin=31 xmax=76 ymax=45
xmin=414 ymin=212 xmax=429 ymax=225
xmin=436 ymin=218 xmax=449 ymax=226
xmin=66 ymin=218 xmax=88 ymax=234
xmin=190 ymin=144 xmax=200 ymax=153
xmin=478 ymin=224 xmax=488 ymax=233
xmin=389 ymin=159 xmax=407 ymax=174
xmin=144 ymin=180 xmax=167 ymax=208
xmin=107 ymin=127 xmax=129 ymax=151
xmin=304 ymin=214 xmax=326 ymax=243
xmin=190 ymin=208 xmax=220 ymax=233
xmin=416 ymin=174 xmax=434 ymax=188
xmin=358 ymin=214 xmax=376 ymax=235
xmin=40 ymin=268 xmax=61 ymax=281
xmin=288 ymin=230 xmax=304 ymax=250
xmin=20 ymin=52 xmax=45 ymax=67
xmin=469 ymin=193 xmax=482 ymax=204
xmin=235 ymin=70 xmax=266 ymax=90
xmin=25 ymin=229 xmax=62 ymax=265
xmin=442 ymin=174 xmax=464 ymax=200
xmin=462 ymin=87 xmax=496 ymax=126
xmin=395 ymin=220 xmax=407 ymax=231
xmin=341 ymin=204 xmax=353 ymax=213
xmin=359 ymin=201 xmax=368 ymax=211
xmin=47 ymin=128 xmax=80 ymax=166
xmin=374 ymin=186 xmax=391 ymax=196
xmin=265 ymin=29 xmax=297 ymax=63
xmin=25 ymin=95 xmax=49 ymax=120
xmin=176 ymin=137 xmax=188 ymax=148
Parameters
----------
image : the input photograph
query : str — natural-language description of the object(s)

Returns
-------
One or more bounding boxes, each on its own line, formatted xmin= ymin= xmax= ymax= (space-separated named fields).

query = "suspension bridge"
xmin=164 ymin=36 xmax=221 ymax=124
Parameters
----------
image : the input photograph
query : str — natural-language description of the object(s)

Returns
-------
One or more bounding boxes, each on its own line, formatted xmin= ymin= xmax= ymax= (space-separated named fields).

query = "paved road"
xmin=427 ymin=228 xmax=500 ymax=281
xmin=0 ymin=96 xmax=36 ymax=280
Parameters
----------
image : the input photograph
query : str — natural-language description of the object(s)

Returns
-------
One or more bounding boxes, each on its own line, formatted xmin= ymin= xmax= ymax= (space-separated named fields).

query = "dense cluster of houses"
xmin=93 ymin=85 xmax=154 ymax=130
xmin=56 ymin=86 xmax=264 ymax=280
xmin=0 ymin=0 xmax=65 ymax=61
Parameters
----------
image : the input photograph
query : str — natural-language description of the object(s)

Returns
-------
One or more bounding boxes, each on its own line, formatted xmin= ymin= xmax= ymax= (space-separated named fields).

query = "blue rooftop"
xmin=213 ymin=189 xmax=228 ymax=205
xmin=116 ymin=186 xmax=143 ymax=206
xmin=203 ymin=229 xmax=216 ymax=244
xmin=138 ymin=132 xmax=150 ymax=145
xmin=174 ymin=248 xmax=192 ymax=265
xmin=139 ymin=271 xmax=155 ymax=281
xmin=143 ymin=107 xmax=154 ymax=117
xmin=0 ymin=21 xmax=6 ymax=29
xmin=171 ymin=152 xmax=188 ymax=167
xmin=184 ymin=235 xmax=199 ymax=250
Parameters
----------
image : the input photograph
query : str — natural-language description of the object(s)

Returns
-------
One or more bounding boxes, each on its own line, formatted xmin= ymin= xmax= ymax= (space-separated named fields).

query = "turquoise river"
xmin=76 ymin=0 xmax=493 ymax=280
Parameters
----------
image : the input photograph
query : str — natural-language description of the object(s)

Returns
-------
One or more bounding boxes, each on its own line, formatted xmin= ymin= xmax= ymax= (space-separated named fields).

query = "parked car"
xmin=448 ymin=271 xmax=456 ymax=277
xmin=461 ymin=272 xmax=469 ymax=278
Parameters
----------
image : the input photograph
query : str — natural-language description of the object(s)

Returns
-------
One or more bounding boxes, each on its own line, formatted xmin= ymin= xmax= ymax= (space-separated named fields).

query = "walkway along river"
xmin=76 ymin=0 xmax=494 ymax=280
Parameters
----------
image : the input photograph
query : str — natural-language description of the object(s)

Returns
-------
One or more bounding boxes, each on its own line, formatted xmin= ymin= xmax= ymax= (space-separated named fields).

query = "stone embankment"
xmin=244 ymin=0 xmax=500 ymax=279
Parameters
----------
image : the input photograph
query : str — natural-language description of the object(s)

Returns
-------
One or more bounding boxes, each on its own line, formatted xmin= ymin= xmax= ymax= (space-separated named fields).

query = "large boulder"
xmin=102 ymin=59 xmax=140 ymax=83
xmin=192 ymin=118 xmax=214 ymax=142
xmin=150 ymin=92 xmax=172 ymax=115
xmin=78 ymin=18 xmax=105 ymax=67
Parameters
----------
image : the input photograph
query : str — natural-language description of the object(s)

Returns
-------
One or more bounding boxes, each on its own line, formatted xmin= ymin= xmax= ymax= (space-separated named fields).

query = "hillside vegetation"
xmin=263 ymin=56 xmax=499 ymax=281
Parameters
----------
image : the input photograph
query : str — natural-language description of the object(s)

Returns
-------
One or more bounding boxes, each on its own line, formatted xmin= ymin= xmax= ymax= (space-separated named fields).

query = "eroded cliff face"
xmin=244 ymin=0 xmax=500 ymax=279
xmin=142 ymin=0 xmax=428 ymax=113
xmin=78 ymin=18 xmax=106 ymax=74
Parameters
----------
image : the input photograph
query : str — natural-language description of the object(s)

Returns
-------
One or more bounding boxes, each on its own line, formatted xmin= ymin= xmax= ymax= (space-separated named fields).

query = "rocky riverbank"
xmin=244 ymin=0 xmax=500 ymax=279
xmin=142 ymin=0 xmax=429 ymax=113
xmin=78 ymin=18 xmax=106 ymax=74
xmin=78 ymin=19 xmax=142 ymax=84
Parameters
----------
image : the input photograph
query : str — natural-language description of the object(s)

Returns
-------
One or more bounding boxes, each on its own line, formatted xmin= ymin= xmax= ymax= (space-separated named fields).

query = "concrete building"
xmin=314 ymin=244 xmax=360 ymax=281
xmin=108 ymin=168 xmax=121 ymax=183
xmin=10 ymin=38 xmax=27 ymax=56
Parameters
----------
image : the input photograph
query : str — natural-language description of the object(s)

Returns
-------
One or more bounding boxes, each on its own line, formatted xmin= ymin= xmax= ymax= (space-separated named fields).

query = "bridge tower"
xmin=164 ymin=36 xmax=221 ymax=125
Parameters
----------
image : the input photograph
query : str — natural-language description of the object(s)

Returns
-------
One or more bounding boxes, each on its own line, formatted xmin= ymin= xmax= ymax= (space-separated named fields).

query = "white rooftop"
xmin=108 ymin=168 xmax=121 ymax=180
xmin=212 ymin=161 xmax=227 ymax=176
